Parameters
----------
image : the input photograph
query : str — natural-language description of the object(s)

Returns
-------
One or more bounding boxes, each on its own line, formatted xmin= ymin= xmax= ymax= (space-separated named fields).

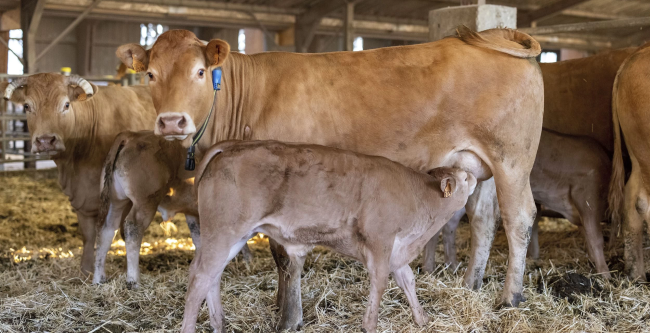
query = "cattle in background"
xmin=609 ymin=44 xmax=650 ymax=281
xmin=426 ymin=129 xmax=611 ymax=277
xmin=0 ymin=74 xmax=157 ymax=273
xmin=94 ymin=131 xmax=253 ymax=287
xmin=117 ymin=27 xmax=544 ymax=328
xmin=423 ymin=47 xmax=636 ymax=276
xmin=182 ymin=140 xmax=476 ymax=333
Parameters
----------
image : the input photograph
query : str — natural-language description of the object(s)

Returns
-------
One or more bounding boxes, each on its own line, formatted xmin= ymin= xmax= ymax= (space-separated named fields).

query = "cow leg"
xmin=124 ymin=203 xmax=157 ymax=289
xmin=422 ymin=231 xmax=440 ymax=273
xmin=392 ymin=265 xmax=429 ymax=326
xmin=463 ymin=178 xmax=499 ymax=290
xmin=362 ymin=255 xmax=390 ymax=333
xmin=77 ymin=211 xmax=98 ymax=274
xmin=442 ymin=208 xmax=463 ymax=269
xmin=623 ymin=169 xmax=648 ymax=281
xmin=239 ymin=243 xmax=253 ymax=264
xmin=492 ymin=172 xmax=537 ymax=307
xmin=573 ymin=205 xmax=610 ymax=278
xmin=269 ymin=238 xmax=305 ymax=330
xmin=526 ymin=206 xmax=541 ymax=260
xmin=93 ymin=199 xmax=131 ymax=284
xmin=185 ymin=215 xmax=201 ymax=250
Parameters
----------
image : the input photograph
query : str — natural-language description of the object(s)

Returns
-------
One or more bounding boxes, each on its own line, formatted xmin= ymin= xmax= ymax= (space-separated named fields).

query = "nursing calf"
xmin=425 ymin=130 xmax=611 ymax=277
xmin=182 ymin=141 xmax=476 ymax=333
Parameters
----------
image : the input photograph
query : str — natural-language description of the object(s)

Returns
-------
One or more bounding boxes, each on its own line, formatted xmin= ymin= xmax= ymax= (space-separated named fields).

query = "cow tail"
xmin=456 ymin=25 xmax=541 ymax=58
xmin=607 ymin=62 xmax=627 ymax=246
xmin=98 ymin=137 xmax=127 ymax=229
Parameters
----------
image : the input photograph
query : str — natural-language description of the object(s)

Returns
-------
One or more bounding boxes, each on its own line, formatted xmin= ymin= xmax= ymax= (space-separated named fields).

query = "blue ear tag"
xmin=213 ymin=68 xmax=222 ymax=91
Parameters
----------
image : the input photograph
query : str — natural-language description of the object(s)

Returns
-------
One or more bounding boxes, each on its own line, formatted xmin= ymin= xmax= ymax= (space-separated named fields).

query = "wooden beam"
xmin=21 ymin=0 xmax=45 ymax=73
xmin=35 ymin=0 xmax=103 ymax=64
xmin=518 ymin=0 xmax=590 ymax=27
xmin=295 ymin=0 xmax=347 ymax=53
xmin=344 ymin=2 xmax=354 ymax=51
xmin=76 ymin=20 xmax=95 ymax=76
xmin=460 ymin=0 xmax=485 ymax=5
xmin=521 ymin=17 xmax=650 ymax=35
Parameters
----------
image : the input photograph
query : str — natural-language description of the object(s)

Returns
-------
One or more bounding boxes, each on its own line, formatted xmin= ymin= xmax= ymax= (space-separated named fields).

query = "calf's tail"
xmin=457 ymin=25 xmax=541 ymax=58
xmin=98 ymin=135 xmax=127 ymax=228
xmin=607 ymin=61 xmax=627 ymax=245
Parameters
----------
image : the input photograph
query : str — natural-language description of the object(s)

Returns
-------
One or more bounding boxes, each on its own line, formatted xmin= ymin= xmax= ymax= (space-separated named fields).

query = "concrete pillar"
xmin=429 ymin=5 xmax=516 ymax=41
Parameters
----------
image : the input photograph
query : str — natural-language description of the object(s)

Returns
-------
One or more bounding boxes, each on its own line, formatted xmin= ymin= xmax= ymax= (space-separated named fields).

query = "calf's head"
xmin=0 ymin=73 xmax=98 ymax=155
xmin=116 ymin=30 xmax=230 ymax=145
xmin=428 ymin=167 xmax=477 ymax=203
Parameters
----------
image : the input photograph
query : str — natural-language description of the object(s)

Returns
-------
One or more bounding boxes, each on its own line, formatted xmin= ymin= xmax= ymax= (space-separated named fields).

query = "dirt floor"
xmin=1 ymin=172 xmax=650 ymax=332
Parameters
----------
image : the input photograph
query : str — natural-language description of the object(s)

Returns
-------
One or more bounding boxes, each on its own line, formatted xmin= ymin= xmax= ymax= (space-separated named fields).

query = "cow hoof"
xmin=277 ymin=319 xmax=303 ymax=331
xmin=92 ymin=276 xmax=107 ymax=284
xmin=499 ymin=292 xmax=526 ymax=308
xmin=126 ymin=281 xmax=139 ymax=290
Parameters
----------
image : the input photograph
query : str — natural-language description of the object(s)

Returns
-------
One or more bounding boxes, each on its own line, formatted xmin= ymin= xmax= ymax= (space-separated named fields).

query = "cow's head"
xmin=116 ymin=30 xmax=230 ymax=144
xmin=0 ymin=73 xmax=98 ymax=155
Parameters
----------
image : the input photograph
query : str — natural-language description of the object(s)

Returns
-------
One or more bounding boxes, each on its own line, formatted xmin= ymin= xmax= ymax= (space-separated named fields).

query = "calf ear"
xmin=0 ymin=81 xmax=25 ymax=103
xmin=69 ymin=83 xmax=99 ymax=102
xmin=439 ymin=177 xmax=457 ymax=198
xmin=204 ymin=39 xmax=230 ymax=67
xmin=116 ymin=43 xmax=150 ymax=72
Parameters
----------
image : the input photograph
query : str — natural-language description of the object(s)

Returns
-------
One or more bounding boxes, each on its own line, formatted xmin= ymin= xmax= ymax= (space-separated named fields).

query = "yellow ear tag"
xmin=77 ymin=93 xmax=87 ymax=101
xmin=444 ymin=182 xmax=452 ymax=198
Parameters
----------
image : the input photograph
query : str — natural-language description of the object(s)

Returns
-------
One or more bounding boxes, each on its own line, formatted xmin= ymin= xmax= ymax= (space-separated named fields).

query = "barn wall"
xmin=92 ymin=21 xmax=141 ymax=75
xmin=35 ymin=17 xmax=77 ymax=74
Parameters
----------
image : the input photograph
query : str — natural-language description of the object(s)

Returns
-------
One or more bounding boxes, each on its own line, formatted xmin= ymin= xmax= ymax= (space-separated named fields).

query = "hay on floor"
xmin=1 ymin=173 xmax=649 ymax=332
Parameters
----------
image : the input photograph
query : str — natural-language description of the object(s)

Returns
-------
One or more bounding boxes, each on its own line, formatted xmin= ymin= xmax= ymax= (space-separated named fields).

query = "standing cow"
xmin=426 ymin=129 xmax=611 ymax=277
xmin=0 ymin=74 xmax=157 ymax=273
xmin=117 ymin=27 xmax=544 ymax=328
xmin=183 ymin=140 xmax=477 ymax=333
xmin=609 ymin=44 xmax=650 ymax=281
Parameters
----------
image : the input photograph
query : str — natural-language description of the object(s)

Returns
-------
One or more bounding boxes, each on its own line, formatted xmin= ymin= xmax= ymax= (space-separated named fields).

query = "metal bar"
xmin=35 ymin=0 xmax=103 ymax=63
xmin=520 ymin=17 xmax=650 ymax=35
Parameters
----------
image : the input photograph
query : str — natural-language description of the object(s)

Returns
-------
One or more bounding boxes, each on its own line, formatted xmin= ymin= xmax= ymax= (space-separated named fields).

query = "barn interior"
xmin=1 ymin=0 xmax=650 ymax=332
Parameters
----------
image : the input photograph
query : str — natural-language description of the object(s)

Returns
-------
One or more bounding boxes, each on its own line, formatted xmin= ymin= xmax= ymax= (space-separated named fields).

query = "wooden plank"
xmin=460 ymin=0 xmax=486 ymax=5
xmin=344 ymin=2 xmax=354 ymax=51
xmin=520 ymin=17 xmax=650 ymax=35
xmin=518 ymin=0 xmax=591 ymax=27
xmin=21 ymin=0 xmax=46 ymax=73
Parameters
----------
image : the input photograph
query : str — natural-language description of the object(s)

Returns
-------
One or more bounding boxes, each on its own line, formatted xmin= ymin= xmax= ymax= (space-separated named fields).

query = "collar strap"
xmin=185 ymin=68 xmax=222 ymax=171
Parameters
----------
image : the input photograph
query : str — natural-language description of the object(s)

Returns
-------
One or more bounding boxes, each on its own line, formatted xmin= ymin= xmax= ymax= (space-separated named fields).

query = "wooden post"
xmin=0 ymin=31 xmax=8 ymax=74
xmin=344 ymin=2 xmax=354 ymax=51
xmin=21 ymin=0 xmax=45 ymax=74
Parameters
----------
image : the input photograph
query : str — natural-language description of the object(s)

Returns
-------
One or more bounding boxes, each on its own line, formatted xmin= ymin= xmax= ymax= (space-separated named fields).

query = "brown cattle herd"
xmin=3 ymin=27 xmax=650 ymax=332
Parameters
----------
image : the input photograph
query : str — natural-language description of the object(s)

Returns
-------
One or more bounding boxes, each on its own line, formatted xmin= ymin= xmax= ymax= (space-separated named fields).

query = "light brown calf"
xmin=182 ymin=140 xmax=476 ymax=333
xmin=0 ymin=74 xmax=156 ymax=273
xmin=426 ymin=129 xmax=611 ymax=277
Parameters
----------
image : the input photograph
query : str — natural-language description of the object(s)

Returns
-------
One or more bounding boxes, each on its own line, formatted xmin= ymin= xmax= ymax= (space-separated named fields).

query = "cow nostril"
xmin=49 ymin=136 xmax=56 ymax=145
xmin=178 ymin=117 xmax=186 ymax=128
xmin=158 ymin=118 xmax=166 ymax=129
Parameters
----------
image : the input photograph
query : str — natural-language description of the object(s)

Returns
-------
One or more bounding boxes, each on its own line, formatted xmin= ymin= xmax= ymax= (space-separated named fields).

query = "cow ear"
xmin=116 ymin=43 xmax=150 ymax=72
xmin=204 ymin=39 xmax=230 ymax=67
xmin=439 ymin=176 xmax=457 ymax=198
xmin=0 ymin=81 xmax=25 ymax=103
xmin=69 ymin=83 xmax=99 ymax=102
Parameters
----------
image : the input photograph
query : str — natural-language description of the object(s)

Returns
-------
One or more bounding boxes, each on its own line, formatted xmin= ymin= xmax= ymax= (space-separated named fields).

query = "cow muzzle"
xmin=32 ymin=134 xmax=65 ymax=155
xmin=155 ymin=112 xmax=197 ymax=140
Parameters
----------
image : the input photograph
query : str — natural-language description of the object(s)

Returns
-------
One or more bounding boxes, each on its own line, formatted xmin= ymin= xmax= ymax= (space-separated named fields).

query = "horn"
xmin=68 ymin=75 xmax=94 ymax=97
xmin=4 ymin=77 xmax=28 ymax=100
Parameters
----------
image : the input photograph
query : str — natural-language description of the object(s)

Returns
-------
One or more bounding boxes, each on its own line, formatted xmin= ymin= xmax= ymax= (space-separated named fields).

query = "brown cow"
xmin=117 ymin=27 xmax=544 ymax=327
xmin=427 ymin=129 xmax=611 ymax=277
xmin=182 ymin=140 xmax=476 ymax=333
xmin=609 ymin=44 xmax=650 ymax=280
xmin=0 ymin=74 xmax=157 ymax=273
xmin=94 ymin=131 xmax=253 ymax=287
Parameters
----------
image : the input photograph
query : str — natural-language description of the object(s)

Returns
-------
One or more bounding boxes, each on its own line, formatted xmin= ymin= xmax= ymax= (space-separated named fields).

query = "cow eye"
xmin=23 ymin=104 xmax=30 ymax=112
xmin=198 ymin=69 xmax=205 ymax=77
xmin=64 ymin=102 xmax=70 ymax=110
xmin=147 ymin=72 xmax=154 ymax=80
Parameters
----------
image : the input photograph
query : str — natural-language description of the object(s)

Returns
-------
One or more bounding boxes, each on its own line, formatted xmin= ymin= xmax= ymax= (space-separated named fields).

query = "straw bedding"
xmin=1 ymin=172 xmax=649 ymax=332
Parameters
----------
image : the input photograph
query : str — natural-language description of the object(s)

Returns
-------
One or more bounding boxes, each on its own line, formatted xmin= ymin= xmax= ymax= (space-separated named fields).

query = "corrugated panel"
xmin=35 ymin=17 xmax=76 ymax=73
xmin=91 ymin=21 xmax=140 ymax=76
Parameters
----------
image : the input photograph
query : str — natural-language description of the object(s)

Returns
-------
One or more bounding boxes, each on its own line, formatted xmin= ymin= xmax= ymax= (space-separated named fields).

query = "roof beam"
xmin=518 ymin=0 xmax=591 ymax=27
xmin=521 ymin=17 xmax=650 ymax=35
xmin=295 ymin=0 xmax=349 ymax=53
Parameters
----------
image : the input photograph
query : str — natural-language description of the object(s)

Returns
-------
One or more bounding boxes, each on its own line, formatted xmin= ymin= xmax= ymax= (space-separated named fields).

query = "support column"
xmin=429 ymin=4 xmax=516 ymax=42
xmin=76 ymin=21 xmax=95 ymax=76
xmin=344 ymin=2 xmax=354 ymax=51
xmin=21 ymin=0 xmax=45 ymax=74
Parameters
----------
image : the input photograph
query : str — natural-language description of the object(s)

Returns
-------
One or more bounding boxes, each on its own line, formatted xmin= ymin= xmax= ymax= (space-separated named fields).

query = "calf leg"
xmin=362 ymin=257 xmax=390 ymax=333
xmin=422 ymin=231 xmax=440 ymax=274
xmin=185 ymin=215 xmax=201 ymax=250
xmin=623 ymin=170 xmax=648 ymax=281
xmin=124 ymin=203 xmax=158 ymax=289
xmin=463 ymin=178 xmax=499 ymax=290
xmin=77 ymin=212 xmax=98 ymax=274
xmin=422 ymin=208 xmax=463 ymax=273
xmin=269 ymin=238 xmax=306 ymax=330
xmin=573 ymin=204 xmax=610 ymax=278
xmin=526 ymin=206 xmax=541 ymax=260
xmin=392 ymin=265 xmax=429 ymax=326
xmin=239 ymin=243 xmax=253 ymax=264
xmin=93 ymin=199 xmax=131 ymax=284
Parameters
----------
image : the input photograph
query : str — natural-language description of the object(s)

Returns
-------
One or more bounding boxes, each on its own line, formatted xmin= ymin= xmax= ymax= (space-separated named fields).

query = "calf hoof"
xmin=277 ymin=319 xmax=303 ymax=331
xmin=414 ymin=312 xmax=430 ymax=327
xmin=499 ymin=292 xmax=526 ymax=308
xmin=126 ymin=281 xmax=139 ymax=290
xmin=92 ymin=275 xmax=106 ymax=285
